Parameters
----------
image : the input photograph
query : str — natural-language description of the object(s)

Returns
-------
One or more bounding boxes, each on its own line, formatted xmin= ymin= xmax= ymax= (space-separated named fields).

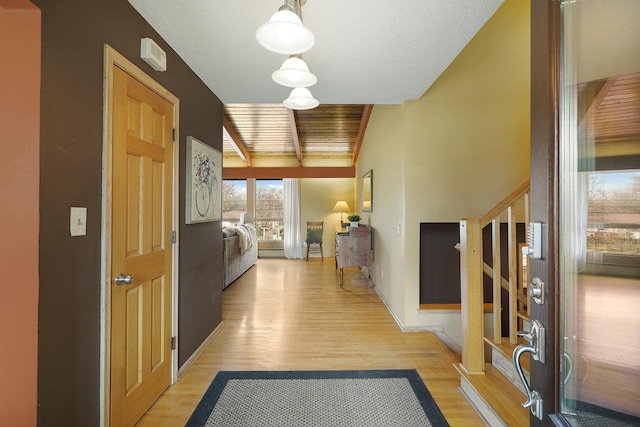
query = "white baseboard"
xmin=373 ymin=287 xmax=461 ymax=354
xmin=436 ymin=332 xmax=462 ymax=355
xmin=177 ymin=321 xmax=226 ymax=379
xmin=374 ymin=286 xmax=405 ymax=330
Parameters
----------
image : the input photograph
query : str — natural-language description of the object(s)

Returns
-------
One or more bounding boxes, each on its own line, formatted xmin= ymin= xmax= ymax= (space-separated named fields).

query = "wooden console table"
xmin=335 ymin=225 xmax=372 ymax=287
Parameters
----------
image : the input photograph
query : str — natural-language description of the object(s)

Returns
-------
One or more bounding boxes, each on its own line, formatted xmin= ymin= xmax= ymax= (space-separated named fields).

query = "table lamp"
xmin=332 ymin=200 xmax=350 ymax=225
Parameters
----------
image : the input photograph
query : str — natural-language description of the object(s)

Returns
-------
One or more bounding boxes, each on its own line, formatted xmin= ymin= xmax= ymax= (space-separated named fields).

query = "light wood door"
xmin=110 ymin=66 xmax=174 ymax=427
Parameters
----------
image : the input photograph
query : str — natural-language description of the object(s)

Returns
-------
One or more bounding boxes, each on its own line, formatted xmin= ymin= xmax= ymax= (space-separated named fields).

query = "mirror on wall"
xmin=362 ymin=170 xmax=372 ymax=212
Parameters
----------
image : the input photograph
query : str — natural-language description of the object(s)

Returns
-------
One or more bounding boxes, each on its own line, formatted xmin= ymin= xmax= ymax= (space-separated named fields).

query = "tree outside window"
xmin=587 ymin=171 xmax=640 ymax=259
xmin=255 ymin=179 xmax=283 ymax=244
xmin=222 ymin=179 xmax=247 ymax=225
xmin=222 ymin=178 xmax=284 ymax=249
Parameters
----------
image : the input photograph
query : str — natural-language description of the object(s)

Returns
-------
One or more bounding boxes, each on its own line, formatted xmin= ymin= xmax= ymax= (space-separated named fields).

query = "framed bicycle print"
xmin=186 ymin=136 xmax=222 ymax=223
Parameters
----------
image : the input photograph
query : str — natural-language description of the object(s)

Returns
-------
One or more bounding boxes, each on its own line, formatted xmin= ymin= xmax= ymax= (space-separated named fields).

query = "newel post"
xmin=459 ymin=218 xmax=485 ymax=374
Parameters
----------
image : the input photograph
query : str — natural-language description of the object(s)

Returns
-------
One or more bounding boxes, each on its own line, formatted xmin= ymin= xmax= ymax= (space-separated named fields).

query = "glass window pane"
xmin=587 ymin=171 xmax=640 ymax=260
xmin=222 ymin=179 xmax=247 ymax=224
xmin=255 ymin=179 xmax=283 ymax=244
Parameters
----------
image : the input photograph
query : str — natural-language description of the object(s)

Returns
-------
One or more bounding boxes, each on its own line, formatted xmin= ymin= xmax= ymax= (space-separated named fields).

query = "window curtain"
xmin=576 ymin=173 xmax=588 ymax=272
xmin=560 ymin=69 xmax=589 ymax=274
xmin=284 ymin=178 xmax=303 ymax=259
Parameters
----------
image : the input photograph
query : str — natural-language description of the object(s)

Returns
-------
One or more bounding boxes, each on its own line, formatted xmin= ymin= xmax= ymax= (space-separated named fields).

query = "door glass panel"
xmin=559 ymin=1 xmax=640 ymax=425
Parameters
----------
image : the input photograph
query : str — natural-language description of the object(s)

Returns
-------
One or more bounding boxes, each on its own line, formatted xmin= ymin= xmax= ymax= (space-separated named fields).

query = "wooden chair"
xmin=305 ymin=221 xmax=324 ymax=260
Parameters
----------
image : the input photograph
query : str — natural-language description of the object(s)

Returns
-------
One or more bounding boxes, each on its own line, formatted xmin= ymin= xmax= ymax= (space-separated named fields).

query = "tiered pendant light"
xmin=282 ymin=87 xmax=319 ymax=110
xmin=272 ymin=55 xmax=317 ymax=88
xmin=256 ymin=0 xmax=319 ymax=110
xmin=255 ymin=4 xmax=314 ymax=55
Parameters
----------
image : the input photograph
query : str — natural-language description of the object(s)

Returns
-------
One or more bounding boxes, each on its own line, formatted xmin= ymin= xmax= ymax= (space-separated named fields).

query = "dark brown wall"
xmin=419 ymin=222 xmax=525 ymax=312
xmin=31 ymin=0 xmax=223 ymax=424
xmin=419 ymin=223 xmax=461 ymax=304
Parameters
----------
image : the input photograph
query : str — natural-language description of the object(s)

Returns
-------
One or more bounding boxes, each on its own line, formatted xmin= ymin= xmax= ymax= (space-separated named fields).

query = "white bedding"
xmin=233 ymin=223 xmax=255 ymax=254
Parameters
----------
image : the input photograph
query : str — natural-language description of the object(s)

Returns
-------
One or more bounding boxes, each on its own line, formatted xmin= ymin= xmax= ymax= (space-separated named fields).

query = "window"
xmin=255 ymin=179 xmax=284 ymax=246
xmin=587 ymin=171 xmax=640 ymax=263
xmin=222 ymin=179 xmax=247 ymax=225
xmin=222 ymin=178 xmax=284 ymax=249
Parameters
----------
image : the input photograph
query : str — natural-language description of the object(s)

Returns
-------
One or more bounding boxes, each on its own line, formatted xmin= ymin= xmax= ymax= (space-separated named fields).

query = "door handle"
xmin=562 ymin=350 xmax=573 ymax=386
xmin=516 ymin=321 xmax=545 ymax=364
xmin=513 ymin=319 xmax=545 ymax=420
xmin=114 ymin=273 xmax=134 ymax=286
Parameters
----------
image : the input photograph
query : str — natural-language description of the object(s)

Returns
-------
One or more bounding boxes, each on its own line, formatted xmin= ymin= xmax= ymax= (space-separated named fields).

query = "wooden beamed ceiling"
xmin=222 ymin=104 xmax=372 ymax=178
xmin=221 ymin=71 xmax=640 ymax=179
xmin=577 ymin=72 xmax=640 ymax=157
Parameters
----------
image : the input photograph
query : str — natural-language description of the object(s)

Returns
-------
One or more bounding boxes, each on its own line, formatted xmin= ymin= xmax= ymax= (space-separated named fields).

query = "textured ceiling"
xmin=128 ymin=0 xmax=503 ymax=105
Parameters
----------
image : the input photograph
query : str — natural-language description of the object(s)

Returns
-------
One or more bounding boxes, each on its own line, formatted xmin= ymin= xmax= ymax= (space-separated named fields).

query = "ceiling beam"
xmin=352 ymin=104 xmax=373 ymax=166
xmin=578 ymin=77 xmax=616 ymax=127
xmin=287 ymin=109 xmax=304 ymax=167
xmin=223 ymin=167 xmax=355 ymax=179
xmin=223 ymin=115 xmax=252 ymax=167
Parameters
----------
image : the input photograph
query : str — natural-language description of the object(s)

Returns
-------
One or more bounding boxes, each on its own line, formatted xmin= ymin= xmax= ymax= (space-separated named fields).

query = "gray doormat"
xmin=186 ymin=370 xmax=449 ymax=426
xmin=551 ymin=401 xmax=640 ymax=427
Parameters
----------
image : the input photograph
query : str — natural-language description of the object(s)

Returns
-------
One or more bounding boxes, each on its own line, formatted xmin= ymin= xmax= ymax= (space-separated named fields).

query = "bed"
xmin=222 ymin=213 xmax=258 ymax=289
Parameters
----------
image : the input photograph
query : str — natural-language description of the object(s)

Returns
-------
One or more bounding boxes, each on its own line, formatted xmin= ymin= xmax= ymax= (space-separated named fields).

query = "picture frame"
xmin=362 ymin=169 xmax=373 ymax=212
xmin=186 ymin=136 xmax=222 ymax=223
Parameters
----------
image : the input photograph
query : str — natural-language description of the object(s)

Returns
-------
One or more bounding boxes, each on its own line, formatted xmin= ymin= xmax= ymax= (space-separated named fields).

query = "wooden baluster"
xmin=524 ymin=191 xmax=531 ymax=320
xmin=507 ymin=206 xmax=518 ymax=344
xmin=492 ymin=218 xmax=502 ymax=344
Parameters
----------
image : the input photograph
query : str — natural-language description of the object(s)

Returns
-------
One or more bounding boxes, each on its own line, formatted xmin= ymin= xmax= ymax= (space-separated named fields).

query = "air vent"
xmin=140 ymin=38 xmax=167 ymax=72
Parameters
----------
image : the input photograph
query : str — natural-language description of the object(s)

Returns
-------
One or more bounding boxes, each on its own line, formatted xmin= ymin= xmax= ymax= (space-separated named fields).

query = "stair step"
xmin=455 ymin=363 xmax=529 ymax=427
xmin=484 ymin=337 xmax=530 ymax=395
xmin=484 ymin=337 xmax=531 ymax=373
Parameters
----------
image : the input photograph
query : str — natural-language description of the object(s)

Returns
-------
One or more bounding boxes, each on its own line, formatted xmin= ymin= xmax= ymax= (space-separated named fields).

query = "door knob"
xmin=114 ymin=273 xmax=134 ymax=285
xmin=529 ymin=277 xmax=545 ymax=305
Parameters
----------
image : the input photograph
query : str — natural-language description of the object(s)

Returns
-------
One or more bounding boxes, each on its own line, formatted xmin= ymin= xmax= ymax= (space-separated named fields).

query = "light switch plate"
xmin=70 ymin=207 xmax=87 ymax=236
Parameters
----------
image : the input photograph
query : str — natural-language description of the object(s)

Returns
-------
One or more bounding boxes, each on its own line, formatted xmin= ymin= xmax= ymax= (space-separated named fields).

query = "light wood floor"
xmin=568 ymin=274 xmax=640 ymax=417
xmin=137 ymin=258 xmax=483 ymax=426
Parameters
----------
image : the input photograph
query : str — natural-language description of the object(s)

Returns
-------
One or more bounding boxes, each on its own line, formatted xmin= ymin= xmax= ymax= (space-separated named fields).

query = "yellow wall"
xmin=301 ymin=178 xmax=354 ymax=258
xmin=357 ymin=0 xmax=530 ymax=336
xmin=356 ymin=104 xmax=406 ymax=315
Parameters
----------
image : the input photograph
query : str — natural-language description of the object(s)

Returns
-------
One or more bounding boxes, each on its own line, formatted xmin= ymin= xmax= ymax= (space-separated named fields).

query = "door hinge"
xmin=170 ymin=336 xmax=176 ymax=350
xmin=171 ymin=230 xmax=176 ymax=244
xmin=172 ymin=128 xmax=176 ymax=142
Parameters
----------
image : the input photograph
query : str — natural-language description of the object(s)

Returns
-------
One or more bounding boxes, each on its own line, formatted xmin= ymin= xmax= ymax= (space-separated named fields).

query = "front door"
xmin=529 ymin=1 xmax=640 ymax=425
xmin=109 ymin=63 xmax=175 ymax=426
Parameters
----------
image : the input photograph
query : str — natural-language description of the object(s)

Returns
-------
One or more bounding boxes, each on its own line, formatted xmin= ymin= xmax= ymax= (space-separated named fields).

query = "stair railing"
xmin=459 ymin=180 xmax=530 ymax=375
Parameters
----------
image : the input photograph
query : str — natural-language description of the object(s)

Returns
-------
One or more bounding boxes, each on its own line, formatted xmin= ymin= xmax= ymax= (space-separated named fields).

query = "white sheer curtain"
xmin=560 ymin=64 xmax=590 ymax=274
xmin=576 ymin=173 xmax=589 ymax=272
xmin=283 ymin=178 xmax=303 ymax=259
